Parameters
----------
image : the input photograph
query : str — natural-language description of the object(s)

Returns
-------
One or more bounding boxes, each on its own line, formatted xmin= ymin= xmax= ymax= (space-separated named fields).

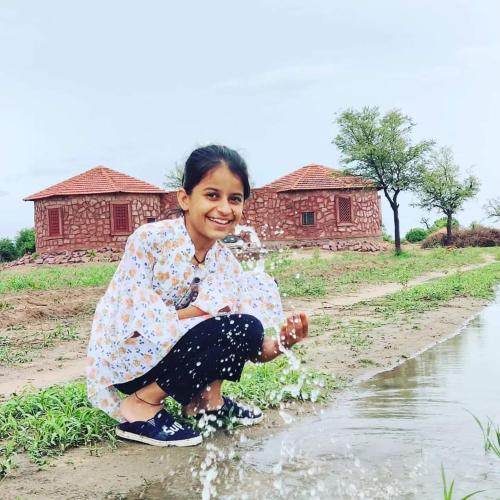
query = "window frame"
xmin=336 ymin=195 xmax=353 ymax=225
xmin=47 ymin=207 xmax=63 ymax=238
xmin=301 ymin=211 xmax=315 ymax=226
xmin=110 ymin=202 xmax=132 ymax=235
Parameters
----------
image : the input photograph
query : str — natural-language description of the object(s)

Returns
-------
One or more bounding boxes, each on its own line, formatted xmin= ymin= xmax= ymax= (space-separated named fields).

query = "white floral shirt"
xmin=86 ymin=217 xmax=284 ymax=421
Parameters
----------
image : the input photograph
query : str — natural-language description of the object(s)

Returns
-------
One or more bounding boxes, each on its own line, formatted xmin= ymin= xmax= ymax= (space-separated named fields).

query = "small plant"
xmin=86 ymin=249 xmax=97 ymax=259
xmin=441 ymin=464 xmax=484 ymax=499
xmin=0 ymin=442 xmax=17 ymax=478
xmin=471 ymin=413 xmax=500 ymax=459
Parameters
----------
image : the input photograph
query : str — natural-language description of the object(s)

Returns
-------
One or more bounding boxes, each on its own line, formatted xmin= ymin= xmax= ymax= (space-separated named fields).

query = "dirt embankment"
xmin=0 ymin=264 xmax=491 ymax=499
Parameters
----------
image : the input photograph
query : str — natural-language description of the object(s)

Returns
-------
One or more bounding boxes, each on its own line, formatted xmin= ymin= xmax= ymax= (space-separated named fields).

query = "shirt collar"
xmin=175 ymin=217 xmax=219 ymax=272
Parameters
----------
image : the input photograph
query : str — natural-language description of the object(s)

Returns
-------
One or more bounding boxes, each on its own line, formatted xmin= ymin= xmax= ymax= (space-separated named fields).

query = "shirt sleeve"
xmin=194 ymin=245 xmax=284 ymax=329
xmin=112 ymin=228 xmax=182 ymax=351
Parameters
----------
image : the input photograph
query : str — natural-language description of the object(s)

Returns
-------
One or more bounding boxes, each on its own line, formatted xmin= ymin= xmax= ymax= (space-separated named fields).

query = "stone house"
xmin=245 ymin=165 xmax=382 ymax=247
xmin=24 ymin=166 xmax=168 ymax=254
xmin=24 ymin=163 xmax=382 ymax=256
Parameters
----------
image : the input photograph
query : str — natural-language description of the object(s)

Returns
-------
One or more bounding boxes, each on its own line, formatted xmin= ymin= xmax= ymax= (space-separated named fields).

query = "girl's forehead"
xmin=198 ymin=164 xmax=244 ymax=192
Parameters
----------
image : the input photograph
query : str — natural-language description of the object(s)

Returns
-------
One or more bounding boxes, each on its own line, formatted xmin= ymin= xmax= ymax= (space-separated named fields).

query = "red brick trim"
xmin=47 ymin=207 xmax=63 ymax=239
xmin=336 ymin=195 xmax=354 ymax=225
xmin=110 ymin=202 xmax=132 ymax=235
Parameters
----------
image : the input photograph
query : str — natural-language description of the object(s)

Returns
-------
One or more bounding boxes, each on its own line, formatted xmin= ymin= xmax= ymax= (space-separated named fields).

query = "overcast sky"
xmin=1 ymin=0 xmax=499 ymax=239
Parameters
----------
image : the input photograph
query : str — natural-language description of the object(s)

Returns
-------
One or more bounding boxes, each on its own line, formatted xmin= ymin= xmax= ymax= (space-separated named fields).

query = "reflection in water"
xmin=226 ymin=294 xmax=500 ymax=499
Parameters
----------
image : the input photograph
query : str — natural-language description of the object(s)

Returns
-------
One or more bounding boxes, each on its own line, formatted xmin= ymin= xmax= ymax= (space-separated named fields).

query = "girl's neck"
xmin=183 ymin=216 xmax=214 ymax=256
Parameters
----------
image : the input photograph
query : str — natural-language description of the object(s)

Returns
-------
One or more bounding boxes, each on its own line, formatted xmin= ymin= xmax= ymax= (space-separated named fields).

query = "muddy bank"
xmin=0 ymin=293 xmax=488 ymax=499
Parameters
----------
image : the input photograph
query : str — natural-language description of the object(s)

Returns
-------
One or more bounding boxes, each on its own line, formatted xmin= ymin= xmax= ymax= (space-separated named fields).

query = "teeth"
xmin=208 ymin=217 xmax=231 ymax=225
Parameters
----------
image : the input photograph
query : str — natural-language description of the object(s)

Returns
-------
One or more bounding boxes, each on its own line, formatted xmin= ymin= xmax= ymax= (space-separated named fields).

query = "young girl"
xmin=86 ymin=145 xmax=308 ymax=447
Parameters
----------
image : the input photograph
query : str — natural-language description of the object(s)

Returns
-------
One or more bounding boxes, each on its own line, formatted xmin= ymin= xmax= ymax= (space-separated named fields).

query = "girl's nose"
xmin=217 ymin=198 xmax=232 ymax=215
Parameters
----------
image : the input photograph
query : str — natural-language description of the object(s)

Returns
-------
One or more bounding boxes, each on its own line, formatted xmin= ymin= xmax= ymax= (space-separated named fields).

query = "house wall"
xmin=34 ymin=193 xmax=162 ymax=253
xmin=159 ymin=187 xmax=382 ymax=243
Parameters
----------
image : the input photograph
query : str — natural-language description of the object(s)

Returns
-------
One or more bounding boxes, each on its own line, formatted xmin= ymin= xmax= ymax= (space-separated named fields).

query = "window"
xmin=111 ymin=203 xmax=131 ymax=234
xmin=337 ymin=196 xmax=352 ymax=223
xmin=301 ymin=211 xmax=315 ymax=226
xmin=146 ymin=217 xmax=156 ymax=223
xmin=47 ymin=207 xmax=62 ymax=237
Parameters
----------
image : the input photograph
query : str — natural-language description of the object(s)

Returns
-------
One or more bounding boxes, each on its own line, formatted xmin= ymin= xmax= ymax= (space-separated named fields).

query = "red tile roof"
xmin=261 ymin=164 xmax=377 ymax=192
xmin=24 ymin=166 xmax=166 ymax=201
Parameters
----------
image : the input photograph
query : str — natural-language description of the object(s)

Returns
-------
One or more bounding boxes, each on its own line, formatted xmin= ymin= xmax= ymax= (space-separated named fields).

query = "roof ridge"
xmin=99 ymin=166 xmax=119 ymax=191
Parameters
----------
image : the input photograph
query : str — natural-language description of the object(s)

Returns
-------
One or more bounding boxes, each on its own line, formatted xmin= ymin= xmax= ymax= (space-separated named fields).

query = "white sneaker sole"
xmin=116 ymin=428 xmax=202 ymax=447
xmin=234 ymin=413 xmax=264 ymax=426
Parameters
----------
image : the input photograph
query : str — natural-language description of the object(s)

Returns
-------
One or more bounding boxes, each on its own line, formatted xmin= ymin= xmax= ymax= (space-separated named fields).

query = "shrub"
xmin=430 ymin=217 xmax=460 ymax=232
xmin=0 ymin=239 xmax=17 ymax=262
xmin=422 ymin=227 xmax=500 ymax=248
xmin=405 ymin=227 xmax=428 ymax=243
xmin=15 ymin=228 xmax=36 ymax=257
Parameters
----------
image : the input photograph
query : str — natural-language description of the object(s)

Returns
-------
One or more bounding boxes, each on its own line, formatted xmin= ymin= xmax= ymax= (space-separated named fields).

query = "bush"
xmin=430 ymin=217 xmax=460 ymax=232
xmin=422 ymin=227 xmax=500 ymax=248
xmin=0 ymin=239 xmax=17 ymax=262
xmin=405 ymin=227 xmax=428 ymax=243
xmin=15 ymin=228 xmax=35 ymax=257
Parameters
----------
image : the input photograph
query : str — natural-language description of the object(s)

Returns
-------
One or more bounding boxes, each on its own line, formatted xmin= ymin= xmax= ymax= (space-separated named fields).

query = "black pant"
xmin=114 ymin=314 xmax=264 ymax=405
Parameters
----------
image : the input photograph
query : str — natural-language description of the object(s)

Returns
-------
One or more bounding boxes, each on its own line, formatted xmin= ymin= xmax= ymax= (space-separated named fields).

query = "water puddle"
xmin=137 ymin=293 xmax=500 ymax=499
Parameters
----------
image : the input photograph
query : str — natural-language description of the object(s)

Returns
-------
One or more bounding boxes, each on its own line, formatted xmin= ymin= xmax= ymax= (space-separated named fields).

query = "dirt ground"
xmin=0 ymin=266 xmax=491 ymax=499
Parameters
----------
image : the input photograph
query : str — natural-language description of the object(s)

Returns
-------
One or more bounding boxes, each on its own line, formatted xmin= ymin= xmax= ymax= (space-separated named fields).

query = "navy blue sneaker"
xmin=116 ymin=410 xmax=202 ymax=447
xmin=196 ymin=396 xmax=263 ymax=429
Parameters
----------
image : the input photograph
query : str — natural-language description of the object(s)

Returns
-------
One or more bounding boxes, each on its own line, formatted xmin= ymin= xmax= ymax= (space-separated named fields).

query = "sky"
xmin=1 ymin=0 xmax=499 ymax=239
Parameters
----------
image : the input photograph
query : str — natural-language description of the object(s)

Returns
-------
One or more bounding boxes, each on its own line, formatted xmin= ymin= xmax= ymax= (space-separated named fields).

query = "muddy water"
xmin=141 ymin=295 xmax=500 ymax=500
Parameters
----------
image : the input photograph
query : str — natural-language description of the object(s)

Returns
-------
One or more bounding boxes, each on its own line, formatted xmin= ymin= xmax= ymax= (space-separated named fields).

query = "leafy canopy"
xmin=414 ymin=147 xmax=479 ymax=215
xmin=334 ymin=107 xmax=433 ymax=205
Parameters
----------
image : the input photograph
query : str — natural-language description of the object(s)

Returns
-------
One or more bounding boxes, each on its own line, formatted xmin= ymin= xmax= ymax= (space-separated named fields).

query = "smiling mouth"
xmin=207 ymin=216 xmax=233 ymax=226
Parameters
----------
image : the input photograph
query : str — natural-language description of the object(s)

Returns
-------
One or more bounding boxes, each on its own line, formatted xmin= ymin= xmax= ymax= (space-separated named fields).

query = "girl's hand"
xmin=279 ymin=312 xmax=308 ymax=349
xmin=177 ymin=305 xmax=209 ymax=320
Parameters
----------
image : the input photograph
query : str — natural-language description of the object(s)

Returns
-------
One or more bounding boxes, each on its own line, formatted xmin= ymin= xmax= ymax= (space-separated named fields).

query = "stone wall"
xmin=159 ymin=187 xmax=382 ymax=242
xmin=242 ymin=188 xmax=381 ymax=241
xmin=33 ymin=193 xmax=162 ymax=253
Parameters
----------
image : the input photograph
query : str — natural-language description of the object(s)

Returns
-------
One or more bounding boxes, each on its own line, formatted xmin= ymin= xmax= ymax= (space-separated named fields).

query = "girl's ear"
xmin=177 ymin=189 xmax=190 ymax=212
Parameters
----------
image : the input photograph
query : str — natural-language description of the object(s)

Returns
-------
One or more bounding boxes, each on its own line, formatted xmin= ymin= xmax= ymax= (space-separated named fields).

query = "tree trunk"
xmin=393 ymin=205 xmax=401 ymax=255
xmin=446 ymin=213 xmax=453 ymax=245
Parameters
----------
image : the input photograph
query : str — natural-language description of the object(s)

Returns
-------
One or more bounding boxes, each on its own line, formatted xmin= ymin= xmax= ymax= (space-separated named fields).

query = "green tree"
xmin=334 ymin=107 xmax=433 ymax=254
xmin=0 ymin=238 xmax=17 ymax=262
xmin=164 ymin=163 xmax=184 ymax=191
xmin=15 ymin=227 xmax=36 ymax=257
xmin=413 ymin=147 xmax=479 ymax=244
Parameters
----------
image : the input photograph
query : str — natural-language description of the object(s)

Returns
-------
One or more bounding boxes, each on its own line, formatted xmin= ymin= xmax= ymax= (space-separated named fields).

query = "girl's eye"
xmin=207 ymin=193 xmax=218 ymax=199
xmin=231 ymin=197 xmax=243 ymax=204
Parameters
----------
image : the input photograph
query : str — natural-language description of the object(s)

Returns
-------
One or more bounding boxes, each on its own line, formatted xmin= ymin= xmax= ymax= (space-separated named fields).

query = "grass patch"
xmin=223 ymin=356 xmax=341 ymax=409
xmin=0 ymin=383 xmax=117 ymax=475
xmin=0 ymin=263 xmax=117 ymax=294
xmin=266 ymin=247 xmax=500 ymax=298
xmin=364 ymin=262 xmax=500 ymax=318
xmin=0 ymin=322 xmax=80 ymax=366
xmin=327 ymin=318 xmax=382 ymax=349
xmin=0 ymin=356 xmax=339 ymax=477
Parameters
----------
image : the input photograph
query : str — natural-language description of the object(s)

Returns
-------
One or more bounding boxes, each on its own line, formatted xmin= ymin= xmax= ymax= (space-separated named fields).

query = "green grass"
xmin=471 ymin=414 xmax=500 ymax=460
xmin=223 ymin=356 xmax=341 ymax=409
xmin=268 ymin=247 xmax=500 ymax=298
xmin=0 ymin=383 xmax=117 ymax=475
xmin=0 ymin=263 xmax=117 ymax=294
xmin=441 ymin=465 xmax=484 ymax=499
xmin=0 ymin=323 xmax=80 ymax=366
xmin=361 ymin=262 xmax=500 ymax=318
xmin=0 ymin=357 xmax=338 ymax=477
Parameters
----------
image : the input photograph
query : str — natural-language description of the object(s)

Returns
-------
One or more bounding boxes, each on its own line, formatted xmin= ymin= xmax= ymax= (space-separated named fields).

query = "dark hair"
xmin=183 ymin=145 xmax=251 ymax=200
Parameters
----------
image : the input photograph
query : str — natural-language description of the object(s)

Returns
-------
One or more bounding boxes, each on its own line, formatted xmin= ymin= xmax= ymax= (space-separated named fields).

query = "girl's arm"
xmin=177 ymin=305 xmax=209 ymax=320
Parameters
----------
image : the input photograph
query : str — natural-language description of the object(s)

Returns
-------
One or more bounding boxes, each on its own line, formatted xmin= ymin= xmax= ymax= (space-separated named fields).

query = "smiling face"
xmin=177 ymin=162 xmax=245 ymax=252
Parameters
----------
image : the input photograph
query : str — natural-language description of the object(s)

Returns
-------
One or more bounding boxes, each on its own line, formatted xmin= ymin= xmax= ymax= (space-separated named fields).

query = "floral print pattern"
xmin=86 ymin=217 xmax=283 ymax=421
